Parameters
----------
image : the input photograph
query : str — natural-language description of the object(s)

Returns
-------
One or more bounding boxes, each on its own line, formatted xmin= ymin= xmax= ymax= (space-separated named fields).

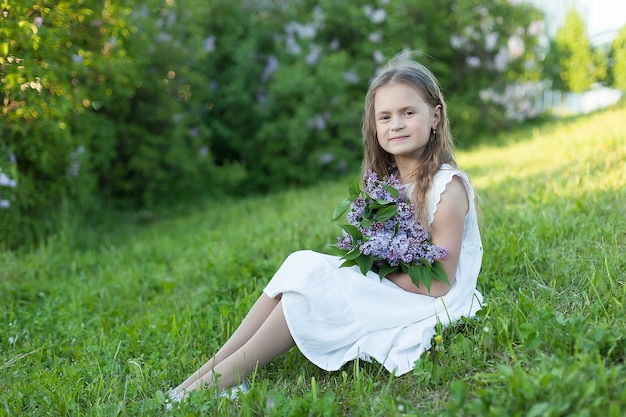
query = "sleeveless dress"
xmin=263 ymin=164 xmax=483 ymax=376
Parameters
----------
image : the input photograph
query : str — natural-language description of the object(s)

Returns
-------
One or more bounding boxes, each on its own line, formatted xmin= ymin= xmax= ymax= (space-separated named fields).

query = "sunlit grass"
xmin=1 ymin=103 xmax=625 ymax=415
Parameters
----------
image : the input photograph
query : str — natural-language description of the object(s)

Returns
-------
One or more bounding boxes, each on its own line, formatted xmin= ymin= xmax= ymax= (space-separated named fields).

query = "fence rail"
xmin=542 ymin=86 xmax=623 ymax=116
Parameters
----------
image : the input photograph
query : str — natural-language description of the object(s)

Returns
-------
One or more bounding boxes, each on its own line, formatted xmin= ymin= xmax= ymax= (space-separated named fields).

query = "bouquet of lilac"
xmin=330 ymin=170 xmax=449 ymax=292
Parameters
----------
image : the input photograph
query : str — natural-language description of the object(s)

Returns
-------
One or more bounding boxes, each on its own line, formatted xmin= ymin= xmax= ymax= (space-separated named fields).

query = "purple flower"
xmin=343 ymin=71 xmax=360 ymax=84
xmin=204 ymin=36 xmax=216 ymax=52
xmin=262 ymin=55 xmax=279 ymax=82
xmin=333 ymin=170 xmax=449 ymax=288
xmin=0 ymin=173 xmax=17 ymax=188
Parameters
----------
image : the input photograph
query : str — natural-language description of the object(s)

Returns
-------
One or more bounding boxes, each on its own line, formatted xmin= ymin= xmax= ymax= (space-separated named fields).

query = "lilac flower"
xmin=305 ymin=45 xmax=321 ymax=66
xmin=332 ymin=170 xmax=449 ymax=290
xmin=0 ymin=173 xmax=17 ymax=188
xmin=466 ymin=56 xmax=481 ymax=68
xmin=343 ymin=71 xmax=360 ymax=84
xmin=369 ymin=32 xmax=382 ymax=43
xmin=337 ymin=231 xmax=354 ymax=251
xmin=485 ymin=32 xmax=498 ymax=52
xmin=363 ymin=6 xmax=386 ymax=24
xmin=319 ymin=153 xmax=335 ymax=165
xmin=527 ymin=20 xmax=545 ymax=37
xmin=286 ymin=36 xmax=301 ymax=55
xmin=203 ymin=36 xmax=216 ymax=52
xmin=507 ymin=35 xmax=524 ymax=59
xmin=262 ymin=55 xmax=279 ymax=82
xmin=156 ymin=32 xmax=172 ymax=43
xmin=373 ymin=50 xmax=385 ymax=65
xmin=307 ymin=114 xmax=326 ymax=130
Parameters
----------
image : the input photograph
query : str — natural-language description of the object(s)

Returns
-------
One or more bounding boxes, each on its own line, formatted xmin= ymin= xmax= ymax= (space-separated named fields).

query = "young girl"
xmin=169 ymin=56 xmax=483 ymax=402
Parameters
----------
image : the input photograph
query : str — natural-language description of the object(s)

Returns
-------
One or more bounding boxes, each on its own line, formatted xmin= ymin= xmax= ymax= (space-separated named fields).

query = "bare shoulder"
xmin=436 ymin=175 xmax=469 ymax=217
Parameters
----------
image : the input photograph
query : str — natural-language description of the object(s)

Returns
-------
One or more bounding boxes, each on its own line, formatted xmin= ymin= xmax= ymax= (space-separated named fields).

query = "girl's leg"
xmin=182 ymin=299 xmax=294 ymax=392
xmin=176 ymin=293 xmax=281 ymax=392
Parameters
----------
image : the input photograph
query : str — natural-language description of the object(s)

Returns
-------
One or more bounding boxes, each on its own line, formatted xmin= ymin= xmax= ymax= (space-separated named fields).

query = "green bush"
xmin=0 ymin=1 xmax=138 ymax=247
xmin=612 ymin=25 xmax=626 ymax=90
xmin=1 ymin=0 xmax=547 ymax=247
xmin=86 ymin=1 xmax=220 ymax=206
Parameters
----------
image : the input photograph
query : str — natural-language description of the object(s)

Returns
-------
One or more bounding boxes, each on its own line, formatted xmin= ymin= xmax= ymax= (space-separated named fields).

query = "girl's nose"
xmin=391 ymin=118 xmax=404 ymax=131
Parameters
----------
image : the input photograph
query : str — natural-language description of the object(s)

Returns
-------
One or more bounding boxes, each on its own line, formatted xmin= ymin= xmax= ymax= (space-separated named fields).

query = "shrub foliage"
xmin=1 ymin=0 xmax=546 ymax=247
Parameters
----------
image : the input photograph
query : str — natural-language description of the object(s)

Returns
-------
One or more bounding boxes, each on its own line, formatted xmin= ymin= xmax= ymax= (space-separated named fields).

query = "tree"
xmin=592 ymin=45 xmax=608 ymax=85
xmin=612 ymin=25 xmax=626 ymax=90
xmin=554 ymin=8 xmax=594 ymax=92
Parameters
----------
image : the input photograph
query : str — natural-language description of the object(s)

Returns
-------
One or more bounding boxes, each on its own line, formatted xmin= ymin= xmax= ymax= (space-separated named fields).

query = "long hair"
xmin=361 ymin=54 xmax=457 ymax=227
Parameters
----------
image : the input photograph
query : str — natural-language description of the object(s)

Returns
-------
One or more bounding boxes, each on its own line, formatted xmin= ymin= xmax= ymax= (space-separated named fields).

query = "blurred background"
xmin=1 ymin=0 xmax=625 ymax=248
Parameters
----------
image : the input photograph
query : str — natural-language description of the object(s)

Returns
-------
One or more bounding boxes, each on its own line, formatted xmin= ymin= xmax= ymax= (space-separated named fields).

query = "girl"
xmin=169 ymin=56 xmax=483 ymax=402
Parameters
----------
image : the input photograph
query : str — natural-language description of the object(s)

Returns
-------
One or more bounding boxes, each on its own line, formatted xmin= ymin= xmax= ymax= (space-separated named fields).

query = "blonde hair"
xmin=361 ymin=54 xmax=457 ymax=227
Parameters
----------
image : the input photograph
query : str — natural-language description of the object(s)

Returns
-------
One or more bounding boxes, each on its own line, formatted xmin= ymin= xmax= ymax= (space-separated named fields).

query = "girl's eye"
xmin=403 ymin=110 xmax=414 ymax=116
xmin=378 ymin=115 xmax=390 ymax=121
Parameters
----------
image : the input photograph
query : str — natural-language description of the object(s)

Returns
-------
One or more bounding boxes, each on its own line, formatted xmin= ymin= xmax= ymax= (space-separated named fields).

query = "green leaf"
xmin=340 ymin=259 xmax=357 ymax=268
xmin=382 ymin=183 xmax=400 ymax=198
xmin=408 ymin=263 xmax=432 ymax=292
xmin=357 ymin=253 xmax=373 ymax=275
xmin=373 ymin=198 xmax=392 ymax=206
xmin=375 ymin=205 xmax=397 ymax=222
xmin=360 ymin=218 xmax=371 ymax=229
xmin=343 ymin=246 xmax=362 ymax=260
xmin=332 ymin=199 xmax=351 ymax=221
xmin=348 ymin=178 xmax=361 ymax=198
xmin=327 ymin=243 xmax=347 ymax=257
xmin=339 ymin=224 xmax=363 ymax=240
xmin=418 ymin=258 xmax=431 ymax=267
xmin=432 ymin=260 xmax=449 ymax=285
xmin=377 ymin=263 xmax=398 ymax=281
xmin=450 ymin=380 xmax=468 ymax=405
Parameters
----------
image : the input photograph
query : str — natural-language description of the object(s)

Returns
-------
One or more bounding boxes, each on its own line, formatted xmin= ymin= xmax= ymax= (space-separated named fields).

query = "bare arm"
xmin=387 ymin=175 xmax=468 ymax=297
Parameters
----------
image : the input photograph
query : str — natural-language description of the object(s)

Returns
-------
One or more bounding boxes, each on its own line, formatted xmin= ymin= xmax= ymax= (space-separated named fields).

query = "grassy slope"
xmin=1 ymin=104 xmax=625 ymax=416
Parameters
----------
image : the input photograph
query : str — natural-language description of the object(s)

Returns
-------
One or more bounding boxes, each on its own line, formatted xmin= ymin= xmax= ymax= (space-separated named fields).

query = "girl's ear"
xmin=432 ymin=104 xmax=442 ymax=130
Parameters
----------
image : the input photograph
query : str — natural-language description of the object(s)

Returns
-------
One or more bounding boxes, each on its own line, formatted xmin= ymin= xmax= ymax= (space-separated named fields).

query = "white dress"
xmin=263 ymin=164 xmax=483 ymax=376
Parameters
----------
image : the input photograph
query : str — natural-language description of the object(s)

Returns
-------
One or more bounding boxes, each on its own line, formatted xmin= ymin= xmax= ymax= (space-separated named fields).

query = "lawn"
xmin=1 ymin=103 xmax=625 ymax=416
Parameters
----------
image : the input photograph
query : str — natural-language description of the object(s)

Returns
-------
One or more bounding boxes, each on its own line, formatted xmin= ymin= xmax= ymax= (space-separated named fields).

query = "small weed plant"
xmin=1 ymin=104 xmax=625 ymax=415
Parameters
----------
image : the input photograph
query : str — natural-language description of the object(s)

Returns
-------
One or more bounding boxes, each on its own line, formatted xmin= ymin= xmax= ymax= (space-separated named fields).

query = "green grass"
xmin=2 ymin=103 xmax=625 ymax=416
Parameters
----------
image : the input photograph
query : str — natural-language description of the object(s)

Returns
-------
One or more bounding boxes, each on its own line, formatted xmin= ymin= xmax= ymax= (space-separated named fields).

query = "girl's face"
xmin=374 ymin=82 xmax=441 ymax=162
